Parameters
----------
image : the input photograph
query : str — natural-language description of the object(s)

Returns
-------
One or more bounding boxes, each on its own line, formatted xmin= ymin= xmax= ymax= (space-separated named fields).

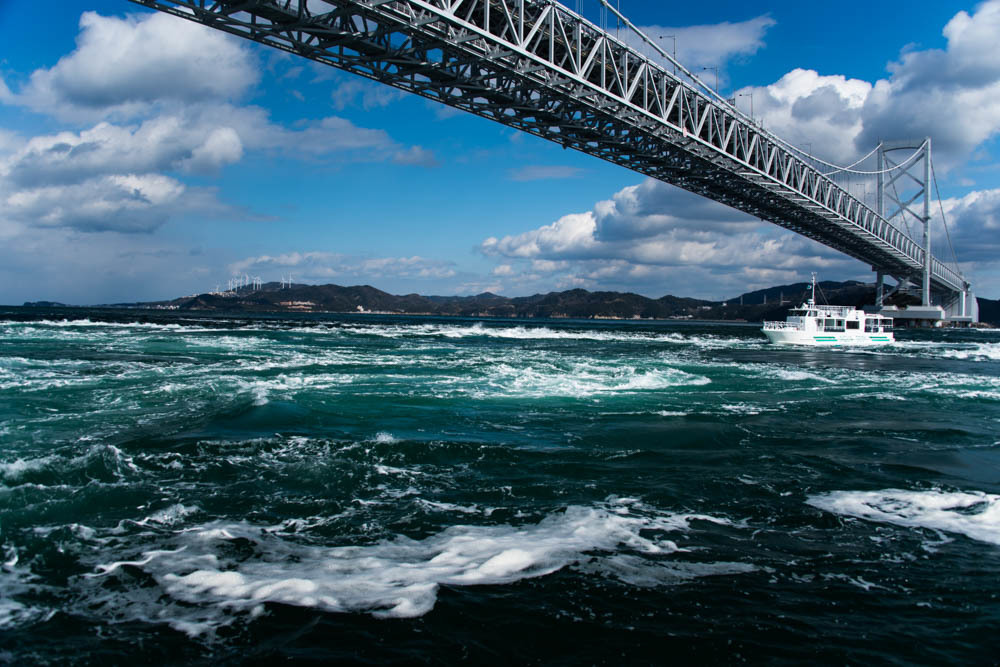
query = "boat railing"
xmin=762 ymin=321 xmax=799 ymax=330
xmin=813 ymin=305 xmax=854 ymax=316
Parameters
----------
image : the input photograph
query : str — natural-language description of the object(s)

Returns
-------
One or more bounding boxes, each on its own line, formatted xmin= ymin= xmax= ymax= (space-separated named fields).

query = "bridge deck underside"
xmin=131 ymin=0 xmax=967 ymax=296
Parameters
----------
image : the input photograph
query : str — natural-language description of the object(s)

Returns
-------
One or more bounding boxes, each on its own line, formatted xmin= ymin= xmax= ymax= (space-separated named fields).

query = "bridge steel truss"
xmin=130 ymin=0 xmax=969 ymax=300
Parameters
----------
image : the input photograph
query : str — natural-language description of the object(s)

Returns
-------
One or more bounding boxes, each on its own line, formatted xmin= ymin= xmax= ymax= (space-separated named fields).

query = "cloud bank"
xmin=0 ymin=11 xmax=436 ymax=238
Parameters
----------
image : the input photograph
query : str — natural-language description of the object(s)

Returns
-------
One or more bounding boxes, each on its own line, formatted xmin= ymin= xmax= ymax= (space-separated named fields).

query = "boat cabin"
xmin=783 ymin=306 xmax=893 ymax=333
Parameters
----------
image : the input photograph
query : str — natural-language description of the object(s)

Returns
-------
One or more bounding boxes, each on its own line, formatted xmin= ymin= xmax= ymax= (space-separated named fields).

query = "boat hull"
xmin=762 ymin=329 xmax=894 ymax=346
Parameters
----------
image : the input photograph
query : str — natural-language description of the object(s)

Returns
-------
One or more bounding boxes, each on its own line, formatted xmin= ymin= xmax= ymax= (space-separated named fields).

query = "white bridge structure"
xmin=129 ymin=0 xmax=977 ymax=322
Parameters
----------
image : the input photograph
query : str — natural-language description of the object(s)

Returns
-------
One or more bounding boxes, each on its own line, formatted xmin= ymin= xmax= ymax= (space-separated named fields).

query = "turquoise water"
xmin=2 ymin=308 xmax=1000 ymax=663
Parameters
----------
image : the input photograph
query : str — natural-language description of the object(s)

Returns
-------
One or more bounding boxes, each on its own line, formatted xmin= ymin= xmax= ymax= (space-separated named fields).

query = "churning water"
xmin=2 ymin=308 xmax=999 ymax=663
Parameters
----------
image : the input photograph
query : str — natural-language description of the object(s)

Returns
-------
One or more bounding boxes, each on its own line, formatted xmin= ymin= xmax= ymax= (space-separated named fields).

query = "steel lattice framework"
xmin=129 ymin=0 xmax=969 ymax=299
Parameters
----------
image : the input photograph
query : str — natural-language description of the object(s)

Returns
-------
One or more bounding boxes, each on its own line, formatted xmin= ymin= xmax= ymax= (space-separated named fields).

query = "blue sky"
xmin=1 ymin=0 xmax=998 ymax=304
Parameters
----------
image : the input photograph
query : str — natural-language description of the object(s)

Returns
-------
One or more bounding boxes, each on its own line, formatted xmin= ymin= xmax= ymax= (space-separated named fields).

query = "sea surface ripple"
xmin=2 ymin=307 xmax=999 ymax=663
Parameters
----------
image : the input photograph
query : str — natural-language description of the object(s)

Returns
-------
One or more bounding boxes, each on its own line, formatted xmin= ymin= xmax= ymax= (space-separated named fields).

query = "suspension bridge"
xmin=128 ymin=0 xmax=978 ymax=323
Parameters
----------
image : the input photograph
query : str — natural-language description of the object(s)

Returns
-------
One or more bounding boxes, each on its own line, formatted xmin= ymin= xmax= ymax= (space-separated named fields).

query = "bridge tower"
xmin=876 ymin=139 xmax=932 ymax=306
xmin=875 ymin=139 xmax=975 ymax=323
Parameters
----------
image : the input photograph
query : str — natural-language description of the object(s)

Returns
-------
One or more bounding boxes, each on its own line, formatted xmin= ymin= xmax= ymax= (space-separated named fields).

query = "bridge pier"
xmin=872 ymin=278 xmax=979 ymax=327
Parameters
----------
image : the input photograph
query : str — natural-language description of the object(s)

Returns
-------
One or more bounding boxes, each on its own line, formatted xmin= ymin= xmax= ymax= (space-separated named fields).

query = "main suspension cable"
xmin=818 ymin=143 xmax=882 ymax=176
xmin=818 ymin=142 xmax=928 ymax=177
xmin=930 ymin=159 xmax=963 ymax=276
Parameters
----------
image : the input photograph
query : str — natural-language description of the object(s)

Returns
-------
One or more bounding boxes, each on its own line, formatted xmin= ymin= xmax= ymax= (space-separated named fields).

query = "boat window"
xmin=846 ymin=320 xmax=859 ymax=330
xmin=789 ymin=310 xmax=805 ymax=316
xmin=808 ymin=311 xmax=817 ymax=317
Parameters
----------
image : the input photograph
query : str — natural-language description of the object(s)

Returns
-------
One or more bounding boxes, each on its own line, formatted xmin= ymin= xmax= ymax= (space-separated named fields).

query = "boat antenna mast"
xmin=808 ymin=273 xmax=816 ymax=306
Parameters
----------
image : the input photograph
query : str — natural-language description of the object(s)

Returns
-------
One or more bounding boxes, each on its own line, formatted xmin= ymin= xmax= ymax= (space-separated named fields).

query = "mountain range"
xmin=52 ymin=280 xmax=997 ymax=326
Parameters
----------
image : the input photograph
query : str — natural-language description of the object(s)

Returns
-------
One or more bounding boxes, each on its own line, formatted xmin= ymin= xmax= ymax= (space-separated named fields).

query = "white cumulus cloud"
xmin=5 ymin=118 xmax=244 ymax=189
xmin=480 ymin=178 xmax=852 ymax=290
xmin=13 ymin=11 xmax=257 ymax=120
xmin=743 ymin=69 xmax=872 ymax=163
xmin=6 ymin=173 xmax=189 ymax=233
xmin=857 ymin=2 xmax=1000 ymax=162
xmin=631 ymin=15 xmax=776 ymax=80
xmin=738 ymin=1 xmax=1000 ymax=167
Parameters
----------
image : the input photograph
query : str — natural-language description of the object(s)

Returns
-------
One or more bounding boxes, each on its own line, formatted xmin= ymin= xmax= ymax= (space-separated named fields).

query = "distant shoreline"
xmin=14 ymin=280 xmax=999 ymax=326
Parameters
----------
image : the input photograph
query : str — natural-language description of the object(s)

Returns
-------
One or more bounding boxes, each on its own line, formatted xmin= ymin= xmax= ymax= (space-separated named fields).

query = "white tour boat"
xmin=761 ymin=276 xmax=894 ymax=346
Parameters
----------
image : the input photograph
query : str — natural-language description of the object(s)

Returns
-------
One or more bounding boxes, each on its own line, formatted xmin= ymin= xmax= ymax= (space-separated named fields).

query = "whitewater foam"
xmin=341 ymin=322 xmax=660 ymax=343
xmin=807 ymin=488 xmax=1000 ymax=546
xmin=417 ymin=499 xmax=482 ymax=515
xmin=0 ymin=547 xmax=57 ymax=630
xmin=0 ymin=445 xmax=139 ymax=486
xmin=136 ymin=504 xmax=202 ymax=527
xmin=478 ymin=361 xmax=710 ymax=399
xmin=5 ymin=318 xmax=198 ymax=331
xmin=769 ymin=368 xmax=837 ymax=383
xmin=890 ymin=340 xmax=1000 ymax=362
xmin=937 ymin=342 xmax=1000 ymax=362
xmin=0 ymin=456 xmax=58 ymax=484
xmin=82 ymin=499 xmax=742 ymax=634
xmin=333 ymin=321 xmax=762 ymax=350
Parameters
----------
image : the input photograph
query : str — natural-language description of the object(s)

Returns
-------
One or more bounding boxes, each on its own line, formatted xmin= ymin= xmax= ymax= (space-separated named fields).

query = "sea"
xmin=2 ymin=306 xmax=999 ymax=664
